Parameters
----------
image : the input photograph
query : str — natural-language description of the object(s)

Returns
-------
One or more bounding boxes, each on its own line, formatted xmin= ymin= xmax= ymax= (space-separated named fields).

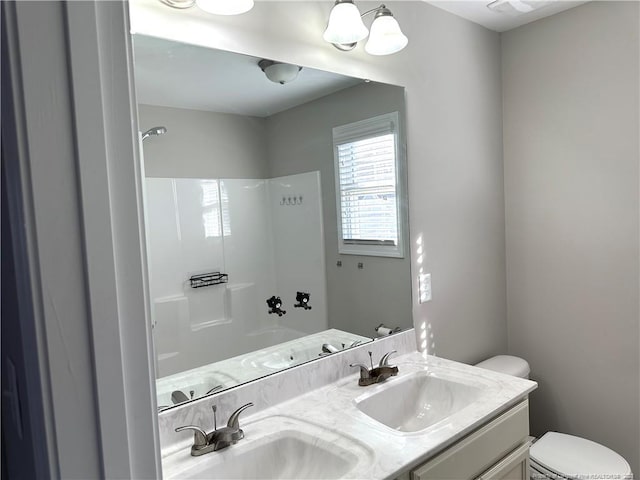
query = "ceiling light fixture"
xmin=159 ymin=0 xmax=196 ymax=9
xmin=323 ymin=1 xmax=408 ymax=56
xmin=158 ymin=0 xmax=254 ymax=15
xmin=487 ymin=0 xmax=552 ymax=14
xmin=258 ymin=60 xmax=303 ymax=85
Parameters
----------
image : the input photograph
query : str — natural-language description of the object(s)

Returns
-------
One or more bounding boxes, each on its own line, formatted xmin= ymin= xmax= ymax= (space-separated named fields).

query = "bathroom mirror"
xmin=132 ymin=35 xmax=412 ymax=410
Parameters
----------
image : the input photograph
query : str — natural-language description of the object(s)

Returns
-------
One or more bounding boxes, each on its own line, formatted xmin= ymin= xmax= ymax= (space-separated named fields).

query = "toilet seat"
xmin=530 ymin=432 xmax=633 ymax=480
xmin=530 ymin=457 xmax=569 ymax=480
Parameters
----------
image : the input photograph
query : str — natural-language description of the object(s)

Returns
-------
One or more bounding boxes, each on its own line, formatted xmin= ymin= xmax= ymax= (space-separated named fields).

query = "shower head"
xmin=141 ymin=126 xmax=167 ymax=141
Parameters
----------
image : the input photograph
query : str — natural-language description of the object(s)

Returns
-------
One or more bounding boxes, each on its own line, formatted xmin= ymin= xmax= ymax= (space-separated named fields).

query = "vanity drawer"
xmin=411 ymin=399 xmax=529 ymax=480
xmin=476 ymin=441 xmax=530 ymax=480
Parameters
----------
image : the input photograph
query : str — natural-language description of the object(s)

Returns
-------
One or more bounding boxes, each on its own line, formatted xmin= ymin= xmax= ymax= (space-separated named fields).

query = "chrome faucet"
xmin=350 ymin=350 xmax=399 ymax=386
xmin=319 ymin=340 xmax=364 ymax=357
xmin=171 ymin=390 xmax=190 ymax=404
xmin=175 ymin=402 xmax=254 ymax=456
xmin=322 ymin=343 xmax=340 ymax=354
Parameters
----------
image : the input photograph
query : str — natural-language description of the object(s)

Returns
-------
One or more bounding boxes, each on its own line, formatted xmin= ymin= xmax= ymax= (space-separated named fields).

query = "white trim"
xmin=64 ymin=1 xmax=161 ymax=477
xmin=333 ymin=111 xmax=406 ymax=258
xmin=333 ymin=114 xmax=398 ymax=144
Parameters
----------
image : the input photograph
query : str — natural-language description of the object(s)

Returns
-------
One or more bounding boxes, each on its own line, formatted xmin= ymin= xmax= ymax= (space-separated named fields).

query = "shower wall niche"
xmin=144 ymin=171 xmax=327 ymax=377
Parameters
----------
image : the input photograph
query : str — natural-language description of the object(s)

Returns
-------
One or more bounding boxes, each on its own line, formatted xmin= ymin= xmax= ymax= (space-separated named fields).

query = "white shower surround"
xmin=145 ymin=171 xmax=328 ymax=377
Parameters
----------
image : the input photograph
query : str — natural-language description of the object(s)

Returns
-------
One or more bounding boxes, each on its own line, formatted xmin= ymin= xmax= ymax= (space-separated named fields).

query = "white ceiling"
xmin=425 ymin=0 xmax=589 ymax=32
xmin=132 ymin=35 xmax=363 ymax=117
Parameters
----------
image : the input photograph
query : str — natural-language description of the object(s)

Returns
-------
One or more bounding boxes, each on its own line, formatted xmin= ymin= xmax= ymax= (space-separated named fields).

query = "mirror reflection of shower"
xmin=141 ymin=126 xmax=167 ymax=141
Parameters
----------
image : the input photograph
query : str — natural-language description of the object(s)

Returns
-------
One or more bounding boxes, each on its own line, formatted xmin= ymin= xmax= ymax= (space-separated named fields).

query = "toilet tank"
xmin=475 ymin=355 xmax=530 ymax=379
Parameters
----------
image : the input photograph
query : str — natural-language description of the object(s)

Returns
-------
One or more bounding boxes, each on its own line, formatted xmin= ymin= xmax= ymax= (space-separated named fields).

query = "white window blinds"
xmin=333 ymin=112 xmax=404 ymax=258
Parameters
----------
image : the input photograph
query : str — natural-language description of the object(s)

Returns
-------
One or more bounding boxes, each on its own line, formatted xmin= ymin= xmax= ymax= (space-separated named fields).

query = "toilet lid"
xmin=530 ymin=432 xmax=632 ymax=479
xmin=475 ymin=355 xmax=530 ymax=378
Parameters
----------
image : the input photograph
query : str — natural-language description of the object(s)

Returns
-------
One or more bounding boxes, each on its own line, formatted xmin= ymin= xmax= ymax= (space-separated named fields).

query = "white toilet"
xmin=476 ymin=355 xmax=633 ymax=480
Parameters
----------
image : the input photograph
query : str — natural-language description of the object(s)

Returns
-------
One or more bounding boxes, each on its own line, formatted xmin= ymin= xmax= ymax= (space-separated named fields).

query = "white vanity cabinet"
xmin=397 ymin=399 xmax=530 ymax=480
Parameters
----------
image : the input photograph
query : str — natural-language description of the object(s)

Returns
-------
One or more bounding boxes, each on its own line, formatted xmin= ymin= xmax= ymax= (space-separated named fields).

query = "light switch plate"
xmin=419 ymin=273 xmax=431 ymax=303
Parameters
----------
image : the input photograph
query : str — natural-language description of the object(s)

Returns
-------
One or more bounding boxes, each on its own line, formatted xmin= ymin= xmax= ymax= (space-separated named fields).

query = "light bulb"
xmin=195 ymin=0 xmax=253 ymax=15
xmin=323 ymin=1 xmax=369 ymax=45
xmin=365 ymin=13 xmax=408 ymax=56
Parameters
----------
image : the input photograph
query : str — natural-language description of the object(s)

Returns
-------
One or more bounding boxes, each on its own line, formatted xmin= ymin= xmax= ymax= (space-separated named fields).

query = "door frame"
xmin=2 ymin=1 xmax=160 ymax=477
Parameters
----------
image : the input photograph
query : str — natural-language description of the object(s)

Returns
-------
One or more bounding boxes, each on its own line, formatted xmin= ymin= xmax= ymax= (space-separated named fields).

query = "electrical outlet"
xmin=419 ymin=273 xmax=432 ymax=303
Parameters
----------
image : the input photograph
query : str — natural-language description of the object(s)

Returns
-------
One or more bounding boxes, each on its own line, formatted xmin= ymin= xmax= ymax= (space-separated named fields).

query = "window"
xmin=201 ymin=180 xmax=221 ymax=238
xmin=200 ymin=180 xmax=231 ymax=238
xmin=333 ymin=111 xmax=405 ymax=258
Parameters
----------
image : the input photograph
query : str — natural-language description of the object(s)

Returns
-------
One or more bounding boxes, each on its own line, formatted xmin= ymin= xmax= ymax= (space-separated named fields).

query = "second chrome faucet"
xmin=175 ymin=402 xmax=254 ymax=456
xmin=350 ymin=350 xmax=399 ymax=386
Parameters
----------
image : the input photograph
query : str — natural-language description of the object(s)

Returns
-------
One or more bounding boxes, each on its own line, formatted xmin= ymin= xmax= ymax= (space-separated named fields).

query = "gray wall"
xmin=502 ymin=2 xmax=639 ymax=472
xmin=266 ymin=82 xmax=412 ymax=337
xmin=402 ymin=4 xmax=506 ymax=361
xmin=139 ymin=104 xmax=268 ymax=178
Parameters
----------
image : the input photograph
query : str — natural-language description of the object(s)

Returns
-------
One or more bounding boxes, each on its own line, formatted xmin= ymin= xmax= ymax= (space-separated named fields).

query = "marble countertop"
xmin=162 ymin=351 xmax=537 ymax=479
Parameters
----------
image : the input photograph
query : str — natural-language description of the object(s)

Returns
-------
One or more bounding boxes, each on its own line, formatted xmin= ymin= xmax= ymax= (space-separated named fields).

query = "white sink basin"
xmin=242 ymin=350 xmax=303 ymax=370
xmin=354 ymin=372 xmax=483 ymax=432
xmin=163 ymin=416 xmax=374 ymax=479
